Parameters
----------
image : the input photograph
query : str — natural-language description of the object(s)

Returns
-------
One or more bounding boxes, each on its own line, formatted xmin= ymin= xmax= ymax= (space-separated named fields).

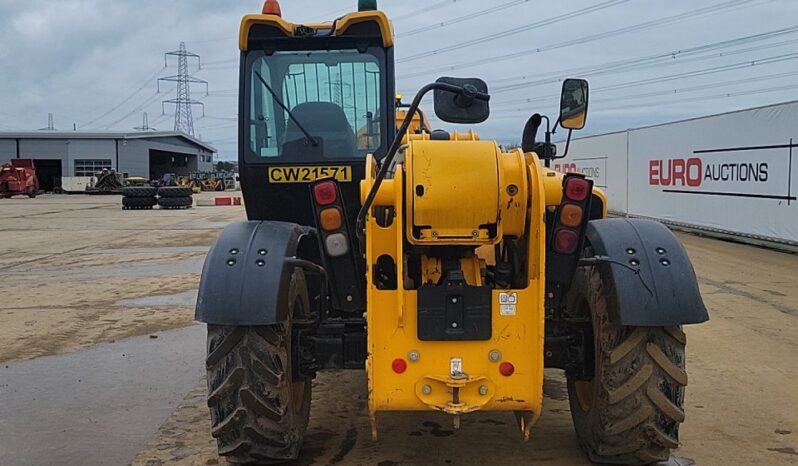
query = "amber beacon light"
xmin=262 ymin=0 xmax=282 ymax=16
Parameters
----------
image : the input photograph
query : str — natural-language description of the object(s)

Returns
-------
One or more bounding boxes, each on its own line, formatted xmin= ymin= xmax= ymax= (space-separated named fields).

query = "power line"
xmin=488 ymin=25 xmax=798 ymax=95
xmin=308 ymin=6 xmax=352 ymax=22
xmin=398 ymin=0 xmax=763 ymax=78
xmin=188 ymin=3 xmax=376 ymax=46
xmin=488 ymin=36 xmax=798 ymax=109
xmin=196 ymin=124 xmax=238 ymax=132
xmin=391 ymin=0 xmax=461 ymax=23
xmin=489 ymin=82 xmax=798 ymax=121
xmin=596 ymin=70 xmax=798 ymax=102
xmin=595 ymin=82 xmax=798 ymax=113
xmin=102 ymin=89 xmax=169 ymax=130
xmin=396 ymin=0 xmax=529 ymax=38
xmin=149 ymin=113 xmax=172 ymax=128
xmin=397 ymin=0 xmax=630 ymax=63
xmin=201 ymin=115 xmax=238 ymax=122
xmin=494 ymin=68 xmax=798 ymax=114
xmin=492 ymin=51 xmax=798 ymax=112
xmin=80 ymin=65 xmax=164 ymax=128
xmin=594 ymin=52 xmax=798 ymax=92
xmin=400 ymin=27 xmax=798 ymax=98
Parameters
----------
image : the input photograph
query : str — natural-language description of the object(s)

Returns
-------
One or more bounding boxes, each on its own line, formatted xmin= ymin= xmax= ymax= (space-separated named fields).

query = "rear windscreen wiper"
xmin=254 ymin=70 xmax=319 ymax=147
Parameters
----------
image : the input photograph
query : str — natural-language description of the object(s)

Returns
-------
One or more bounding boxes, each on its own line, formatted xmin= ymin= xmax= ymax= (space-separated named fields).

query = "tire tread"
xmin=204 ymin=270 xmax=311 ymax=464
xmin=567 ymin=264 xmax=688 ymax=465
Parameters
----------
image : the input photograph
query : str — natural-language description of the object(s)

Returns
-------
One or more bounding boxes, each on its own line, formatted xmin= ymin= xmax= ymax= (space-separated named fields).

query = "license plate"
xmin=268 ymin=166 xmax=352 ymax=183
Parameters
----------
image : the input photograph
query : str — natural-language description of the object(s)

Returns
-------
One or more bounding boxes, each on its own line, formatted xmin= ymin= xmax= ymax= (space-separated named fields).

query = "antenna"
xmin=159 ymin=42 xmax=207 ymax=136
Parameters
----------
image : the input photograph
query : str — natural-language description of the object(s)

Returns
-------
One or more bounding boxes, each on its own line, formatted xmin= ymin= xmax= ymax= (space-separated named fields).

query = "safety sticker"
xmin=499 ymin=292 xmax=518 ymax=316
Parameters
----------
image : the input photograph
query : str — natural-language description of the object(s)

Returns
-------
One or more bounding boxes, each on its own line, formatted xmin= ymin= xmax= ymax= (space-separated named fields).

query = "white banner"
xmin=557 ymin=101 xmax=798 ymax=243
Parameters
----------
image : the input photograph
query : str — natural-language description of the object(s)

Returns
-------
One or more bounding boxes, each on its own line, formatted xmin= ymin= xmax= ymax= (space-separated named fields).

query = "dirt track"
xmin=0 ymin=195 xmax=796 ymax=465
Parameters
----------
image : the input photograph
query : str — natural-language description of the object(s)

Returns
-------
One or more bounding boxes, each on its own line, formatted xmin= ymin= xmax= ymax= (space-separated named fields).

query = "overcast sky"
xmin=1 ymin=0 xmax=797 ymax=160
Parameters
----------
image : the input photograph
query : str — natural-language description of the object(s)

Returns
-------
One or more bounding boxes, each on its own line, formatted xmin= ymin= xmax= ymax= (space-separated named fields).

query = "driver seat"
xmin=282 ymin=102 xmax=357 ymax=158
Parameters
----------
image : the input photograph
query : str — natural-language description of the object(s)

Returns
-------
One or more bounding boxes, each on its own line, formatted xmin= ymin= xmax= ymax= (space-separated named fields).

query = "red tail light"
xmin=499 ymin=362 xmax=515 ymax=376
xmin=553 ymin=229 xmax=579 ymax=254
xmin=564 ymin=177 xmax=590 ymax=201
xmin=313 ymin=181 xmax=337 ymax=206
xmin=392 ymin=358 xmax=407 ymax=374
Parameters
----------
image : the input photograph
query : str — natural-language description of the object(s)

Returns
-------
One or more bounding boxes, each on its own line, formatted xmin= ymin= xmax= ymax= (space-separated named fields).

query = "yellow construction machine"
xmin=195 ymin=1 xmax=708 ymax=464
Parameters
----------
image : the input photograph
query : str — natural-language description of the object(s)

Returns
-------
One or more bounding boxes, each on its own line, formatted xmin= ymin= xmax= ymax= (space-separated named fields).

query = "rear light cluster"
xmin=312 ymin=181 xmax=350 ymax=258
xmin=552 ymin=176 xmax=592 ymax=255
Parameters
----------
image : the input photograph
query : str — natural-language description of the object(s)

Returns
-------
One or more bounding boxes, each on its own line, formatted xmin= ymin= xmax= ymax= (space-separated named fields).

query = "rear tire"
xmin=206 ymin=269 xmax=311 ymax=464
xmin=158 ymin=186 xmax=193 ymax=198
xmin=122 ymin=196 xmax=156 ymax=210
xmin=157 ymin=196 xmax=193 ymax=209
xmin=122 ymin=186 xmax=158 ymax=198
xmin=566 ymin=259 xmax=687 ymax=465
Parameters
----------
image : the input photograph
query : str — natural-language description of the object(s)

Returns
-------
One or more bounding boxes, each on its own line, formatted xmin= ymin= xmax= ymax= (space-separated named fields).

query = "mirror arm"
xmin=560 ymin=129 xmax=574 ymax=159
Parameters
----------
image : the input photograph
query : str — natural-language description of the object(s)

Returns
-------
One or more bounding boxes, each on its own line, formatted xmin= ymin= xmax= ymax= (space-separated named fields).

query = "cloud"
xmin=1 ymin=0 xmax=797 ymax=158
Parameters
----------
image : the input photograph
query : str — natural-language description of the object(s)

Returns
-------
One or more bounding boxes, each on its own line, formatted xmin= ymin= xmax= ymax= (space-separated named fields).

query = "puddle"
xmin=94 ymin=246 xmax=210 ymax=255
xmin=0 ymin=325 xmax=205 ymax=466
xmin=115 ymin=289 xmax=198 ymax=308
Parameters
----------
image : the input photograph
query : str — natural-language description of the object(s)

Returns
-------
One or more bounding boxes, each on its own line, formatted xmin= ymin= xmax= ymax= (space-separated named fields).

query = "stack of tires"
xmin=157 ymin=186 xmax=193 ymax=210
xmin=121 ymin=186 xmax=157 ymax=210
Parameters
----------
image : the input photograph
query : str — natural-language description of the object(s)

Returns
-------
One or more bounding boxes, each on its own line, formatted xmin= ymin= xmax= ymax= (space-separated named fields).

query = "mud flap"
xmin=195 ymin=221 xmax=316 ymax=325
xmin=585 ymin=218 xmax=709 ymax=326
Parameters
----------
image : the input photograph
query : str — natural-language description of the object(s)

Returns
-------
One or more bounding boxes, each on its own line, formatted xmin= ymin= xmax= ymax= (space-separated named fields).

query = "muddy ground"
xmin=1 ymin=194 xmax=796 ymax=465
xmin=0 ymin=194 xmax=240 ymax=363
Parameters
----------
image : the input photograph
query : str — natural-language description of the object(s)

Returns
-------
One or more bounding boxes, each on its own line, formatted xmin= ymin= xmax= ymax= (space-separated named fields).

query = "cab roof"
xmin=239 ymin=10 xmax=394 ymax=51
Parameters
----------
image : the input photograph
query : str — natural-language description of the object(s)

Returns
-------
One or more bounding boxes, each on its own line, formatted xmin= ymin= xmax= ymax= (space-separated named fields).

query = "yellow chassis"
xmin=361 ymin=147 xmax=567 ymax=439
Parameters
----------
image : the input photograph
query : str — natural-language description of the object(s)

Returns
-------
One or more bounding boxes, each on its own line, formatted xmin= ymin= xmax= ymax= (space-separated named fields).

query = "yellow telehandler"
xmin=195 ymin=1 xmax=708 ymax=464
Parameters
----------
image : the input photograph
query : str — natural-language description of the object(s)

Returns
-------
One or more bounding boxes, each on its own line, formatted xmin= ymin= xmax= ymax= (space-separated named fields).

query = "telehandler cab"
xmin=196 ymin=1 xmax=708 ymax=464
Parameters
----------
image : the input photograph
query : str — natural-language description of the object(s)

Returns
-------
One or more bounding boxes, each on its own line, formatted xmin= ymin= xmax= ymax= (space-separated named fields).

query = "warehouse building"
xmin=0 ymin=131 xmax=216 ymax=191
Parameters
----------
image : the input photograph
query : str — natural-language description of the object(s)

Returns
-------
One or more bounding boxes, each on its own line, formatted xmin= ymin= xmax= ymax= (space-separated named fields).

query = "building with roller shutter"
xmin=0 ymin=131 xmax=216 ymax=191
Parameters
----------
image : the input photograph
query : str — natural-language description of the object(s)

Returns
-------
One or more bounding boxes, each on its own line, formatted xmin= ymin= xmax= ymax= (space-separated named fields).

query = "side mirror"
xmin=559 ymin=78 xmax=588 ymax=130
xmin=433 ymin=77 xmax=490 ymax=124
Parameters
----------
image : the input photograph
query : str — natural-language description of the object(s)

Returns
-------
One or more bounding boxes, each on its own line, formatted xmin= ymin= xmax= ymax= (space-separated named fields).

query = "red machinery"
xmin=0 ymin=159 xmax=39 ymax=198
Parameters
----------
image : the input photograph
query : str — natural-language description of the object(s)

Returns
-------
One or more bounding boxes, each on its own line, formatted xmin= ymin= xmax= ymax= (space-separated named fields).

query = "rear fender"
xmin=195 ymin=221 xmax=319 ymax=325
xmin=585 ymin=218 xmax=708 ymax=326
